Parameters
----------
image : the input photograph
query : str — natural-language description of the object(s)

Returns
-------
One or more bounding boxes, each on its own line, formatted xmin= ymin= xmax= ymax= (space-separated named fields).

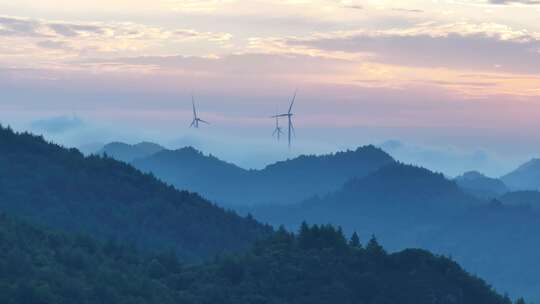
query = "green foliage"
xmin=366 ymin=235 xmax=386 ymax=256
xmin=0 ymin=214 xmax=177 ymax=304
xmin=254 ymin=162 xmax=540 ymax=300
xmin=178 ymin=224 xmax=517 ymax=304
xmin=0 ymin=215 xmax=523 ymax=304
xmin=0 ymin=125 xmax=272 ymax=258
xmin=0 ymin=126 xmax=532 ymax=303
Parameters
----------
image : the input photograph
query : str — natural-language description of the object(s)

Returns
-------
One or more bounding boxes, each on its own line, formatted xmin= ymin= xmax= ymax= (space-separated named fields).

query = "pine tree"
xmin=298 ymin=222 xmax=313 ymax=249
xmin=366 ymin=235 xmax=386 ymax=256
xmin=349 ymin=232 xmax=361 ymax=248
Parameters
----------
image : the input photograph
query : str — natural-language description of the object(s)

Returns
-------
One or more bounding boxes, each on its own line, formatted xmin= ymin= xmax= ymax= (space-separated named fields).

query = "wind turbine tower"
xmin=190 ymin=95 xmax=210 ymax=128
xmin=272 ymin=115 xmax=284 ymax=141
xmin=272 ymin=90 xmax=297 ymax=148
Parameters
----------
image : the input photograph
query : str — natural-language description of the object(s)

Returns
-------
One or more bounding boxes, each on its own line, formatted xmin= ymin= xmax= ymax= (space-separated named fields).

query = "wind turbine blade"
xmin=192 ymin=96 xmax=197 ymax=118
xmin=190 ymin=120 xmax=195 ymax=128
xmin=199 ymin=119 xmax=210 ymax=124
xmin=273 ymin=128 xmax=278 ymax=136
xmin=290 ymin=120 xmax=296 ymax=138
xmin=288 ymin=89 xmax=297 ymax=114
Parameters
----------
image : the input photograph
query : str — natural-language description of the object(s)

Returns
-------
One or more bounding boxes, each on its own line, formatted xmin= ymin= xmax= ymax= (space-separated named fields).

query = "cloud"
xmin=93 ymin=53 xmax=350 ymax=76
xmin=0 ymin=15 xmax=233 ymax=64
xmin=31 ymin=115 xmax=85 ymax=134
xmin=488 ymin=0 xmax=540 ymax=4
xmin=36 ymin=40 xmax=72 ymax=50
xmin=166 ymin=0 xmax=236 ymax=12
xmin=0 ymin=16 xmax=107 ymax=38
xmin=391 ymin=8 xmax=424 ymax=13
xmin=47 ymin=23 xmax=104 ymax=37
xmin=266 ymin=23 xmax=540 ymax=75
xmin=0 ymin=16 xmax=43 ymax=37
xmin=336 ymin=0 xmax=363 ymax=10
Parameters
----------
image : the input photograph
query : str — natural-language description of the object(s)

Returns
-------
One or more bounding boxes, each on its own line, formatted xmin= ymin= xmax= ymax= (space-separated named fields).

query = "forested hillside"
xmin=253 ymin=163 xmax=478 ymax=247
xmin=0 ymin=213 xmax=179 ymax=304
xmin=0 ymin=215 xmax=523 ymax=304
xmin=132 ymin=145 xmax=395 ymax=206
xmin=251 ymin=163 xmax=540 ymax=300
xmin=0 ymin=126 xmax=271 ymax=258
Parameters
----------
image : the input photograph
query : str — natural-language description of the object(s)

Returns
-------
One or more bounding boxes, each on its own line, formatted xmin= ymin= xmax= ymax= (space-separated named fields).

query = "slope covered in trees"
xmin=0 ymin=214 xmax=522 ymax=304
xmin=132 ymin=145 xmax=395 ymax=206
xmin=251 ymin=163 xmax=540 ymax=300
xmin=253 ymin=163 xmax=478 ymax=247
xmin=0 ymin=126 xmax=271 ymax=258
xmin=0 ymin=213 xmax=179 ymax=304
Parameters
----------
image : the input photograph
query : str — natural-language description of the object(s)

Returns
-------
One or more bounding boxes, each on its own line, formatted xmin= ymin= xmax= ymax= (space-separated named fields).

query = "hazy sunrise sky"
xmin=1 ymin=0 xmax=540 ymax=176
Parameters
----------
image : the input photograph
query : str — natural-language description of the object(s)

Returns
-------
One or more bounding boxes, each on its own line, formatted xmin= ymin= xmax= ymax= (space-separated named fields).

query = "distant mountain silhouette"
xmin=133 ymin=145 xmax=395 ymax=206
xmin=98 ymin=141 xmax=165 ymax=163
xmin=502 ymin=159 xmax=540 ymax=191
xmin=0 ymin=126 xmax=271 ymax=258
xmin=499 ymin=190 xmax=540 ymax=211
xmin=251 ymin=163 xmax=540 ymax=300
xmin=455 ymin=171 xmax=509 ymax=199
xmin=0 ymin=215 xmax=517 ymax=304
xmin=427 ymin=200 xmax=540 ymax=302
xmin=133 ymin=147 xmax=248 ymax=203
xmin=254 ymin=163 xmax=476 ymax=240
xmin=339 ymin=163 xmax=471 ymax=207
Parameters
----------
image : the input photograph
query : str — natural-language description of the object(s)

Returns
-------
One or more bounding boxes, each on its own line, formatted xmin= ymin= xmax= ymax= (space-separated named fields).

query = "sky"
xmin=1 ymin=0 xmax=540 ymax=176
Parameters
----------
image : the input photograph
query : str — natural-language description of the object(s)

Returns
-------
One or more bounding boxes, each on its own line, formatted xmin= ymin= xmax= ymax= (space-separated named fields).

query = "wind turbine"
xmin=190 ymin=95 xmax=210 ymax=128
xmin=272 ymin=90 xmax=297 ymax=148
xmin=272 ymin=114 xmax=284 ymax=141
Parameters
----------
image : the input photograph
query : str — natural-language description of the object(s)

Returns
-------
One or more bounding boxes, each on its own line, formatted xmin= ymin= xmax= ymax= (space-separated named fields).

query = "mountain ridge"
xmin=502 ymin=159 xmax=540 ymax=191
xmin=97 ymin=141 xmax=165 ymax=163
xmin=132 ymin=144 xmax=395 ymax=206
xmin=249 ymin=162 xmax=540 ymax=300
xmin=455 ymin=171 xmax=509 ymax=199
xmin=0 ymin=126 xmax=271 ymax=258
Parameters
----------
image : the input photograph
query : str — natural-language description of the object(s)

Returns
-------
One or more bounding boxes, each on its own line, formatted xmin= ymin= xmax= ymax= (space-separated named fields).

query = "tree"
xmin=298 ymin=221 xmax=312 ymax=249
xmin=349 ymin=232 xmax=361 ymax=248
xmin=366 ymin=235 xmax=385 ymax=256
